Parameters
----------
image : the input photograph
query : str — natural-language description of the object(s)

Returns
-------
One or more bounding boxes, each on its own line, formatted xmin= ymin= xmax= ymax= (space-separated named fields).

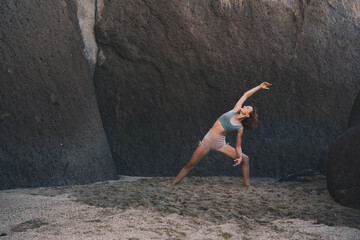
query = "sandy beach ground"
xmin=0 ymin=175 xmax=359 ymax=240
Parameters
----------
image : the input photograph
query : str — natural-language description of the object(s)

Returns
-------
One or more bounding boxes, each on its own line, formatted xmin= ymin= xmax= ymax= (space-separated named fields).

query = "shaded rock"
xmin=348 ymin=91 xmax=360 ymax=128
xmin=327 ymin=89 xmax=360 ymax=209
xmin=76 ymin=0 xmax=98 ymax=75
xmin=64 ymin=0 xmax=98 ymax=75
xmin=93 ymin=0 xmax=360 ymax=177
xmin=327 ymin=124 xmax=360 ymax=209
xmin=0 ymin=0 xmax=118 ymax=189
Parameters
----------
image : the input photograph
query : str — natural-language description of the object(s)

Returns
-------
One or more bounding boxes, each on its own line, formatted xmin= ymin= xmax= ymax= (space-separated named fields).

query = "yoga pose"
xmin=171 ymin=82 xmax=272 ymax=186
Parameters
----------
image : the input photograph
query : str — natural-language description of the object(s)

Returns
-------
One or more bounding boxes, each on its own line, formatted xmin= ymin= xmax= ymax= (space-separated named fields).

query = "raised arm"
xmin=231 ymin=82 xmax=272 ymax=112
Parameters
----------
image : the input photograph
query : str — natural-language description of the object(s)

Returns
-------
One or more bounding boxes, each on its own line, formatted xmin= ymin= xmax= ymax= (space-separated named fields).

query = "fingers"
xmin=262 ymin=82 xmax=272 ymax=90
xmin=232 ymin=159 xmax=241 ymax=167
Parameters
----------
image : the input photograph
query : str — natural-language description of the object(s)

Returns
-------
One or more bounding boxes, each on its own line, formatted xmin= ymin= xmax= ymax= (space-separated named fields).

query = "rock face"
xmin=0 ymin=0 xmax=118 ymax=189
xmin=327 ymin=125 xmax=360 ymax=209
xmin=327 ymin=91 xmax=360 ymax=209
xmin=64 ymin=0 xmax=98 ymax=75
xmin=348 ymin=91 xmax=360 ymax=128
xmin=93 ymin=0 xmax=360 ymax=177
xmin=70 ymin=0 xmax=98 ymax=75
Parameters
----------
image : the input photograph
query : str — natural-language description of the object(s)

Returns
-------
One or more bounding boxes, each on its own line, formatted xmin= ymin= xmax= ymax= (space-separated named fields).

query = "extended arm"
xmin=231 ymin=82 xmax=272 ymax=112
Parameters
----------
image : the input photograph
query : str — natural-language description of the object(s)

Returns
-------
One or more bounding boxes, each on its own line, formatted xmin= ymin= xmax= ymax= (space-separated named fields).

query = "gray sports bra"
xmin=218 ymin=112 xmax=243 ymax=133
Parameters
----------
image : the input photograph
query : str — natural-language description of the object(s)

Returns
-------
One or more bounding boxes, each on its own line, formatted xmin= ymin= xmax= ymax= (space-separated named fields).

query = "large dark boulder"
xmin=327 ymin=124 xmax=360 ymax=209
xmin=93 ymin=0 xmax=360 ymax=177
xmin=327 ymin=90 xmax=360 ymax=208
xmin=0 ymin=0 xmax=118 ymax=189
xmin=349 ymin=91 xmax=360 ymax=128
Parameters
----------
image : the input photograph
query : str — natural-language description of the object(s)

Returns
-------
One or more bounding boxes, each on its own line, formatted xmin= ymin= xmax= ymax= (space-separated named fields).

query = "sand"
xmin=0 ymin=175 xmax=359 ymax=239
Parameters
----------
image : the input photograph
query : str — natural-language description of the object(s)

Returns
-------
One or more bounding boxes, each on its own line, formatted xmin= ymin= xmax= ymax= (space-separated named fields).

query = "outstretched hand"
xmin=260 ymin=82 xmax=272 ymax=90
xmin=232 ymin=158 xmax=242 ymax=167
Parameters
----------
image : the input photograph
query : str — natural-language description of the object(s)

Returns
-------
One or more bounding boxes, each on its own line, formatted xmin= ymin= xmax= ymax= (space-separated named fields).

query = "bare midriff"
xmin=210 ymin=120 xmax=227 ymax=136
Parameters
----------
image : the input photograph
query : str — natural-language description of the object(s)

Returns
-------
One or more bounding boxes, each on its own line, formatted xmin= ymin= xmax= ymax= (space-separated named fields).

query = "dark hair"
xmin=242 ymin=107 xmax=258 ymax=130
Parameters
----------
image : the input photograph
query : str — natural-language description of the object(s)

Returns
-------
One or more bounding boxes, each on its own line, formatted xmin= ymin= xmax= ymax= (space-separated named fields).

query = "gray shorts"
xmin=199 ymin=129 xmax=228 ymax=151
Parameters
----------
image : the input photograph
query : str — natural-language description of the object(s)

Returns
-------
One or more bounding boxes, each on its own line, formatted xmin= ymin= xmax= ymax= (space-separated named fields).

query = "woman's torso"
xmin=211 ymin=111 xmax=243 ymax=136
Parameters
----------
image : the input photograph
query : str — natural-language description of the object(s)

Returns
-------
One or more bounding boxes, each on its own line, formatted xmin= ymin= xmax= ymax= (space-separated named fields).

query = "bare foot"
xmin=244 ymin=184 xmax=255 ymax=188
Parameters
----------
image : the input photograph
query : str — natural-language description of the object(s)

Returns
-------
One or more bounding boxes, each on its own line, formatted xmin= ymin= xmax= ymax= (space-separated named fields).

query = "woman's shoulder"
xmin=218 ymin=110 xmax=238 ymax=120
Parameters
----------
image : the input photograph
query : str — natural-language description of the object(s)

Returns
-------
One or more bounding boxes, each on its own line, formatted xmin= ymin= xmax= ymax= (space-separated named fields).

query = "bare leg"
xmin=171 ymin=144 xmax=209 ymax=186
xmin=241 ymin=156 xmax=250 ymax=187
xmin=217 ymin=145 xmax=251 ymax=187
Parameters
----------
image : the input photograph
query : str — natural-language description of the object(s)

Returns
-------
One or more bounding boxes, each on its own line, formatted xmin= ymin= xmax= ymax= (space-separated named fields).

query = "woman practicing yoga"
xmin=171 ymin=82 xmax=272 ymax=186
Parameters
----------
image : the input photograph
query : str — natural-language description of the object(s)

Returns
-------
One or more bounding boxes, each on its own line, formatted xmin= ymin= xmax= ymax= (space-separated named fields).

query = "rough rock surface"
xmin=0 ymin=0 xmax=118 ymax=189
xmin=348 ymin=91 xmax=360 ymax=128
xmin=93 ymin=0 xmax=360 ymax=177
xmin=64 ymin=0 xmax=98 ymax=75
xmin=327 ymin=124 xmax=360 ymax=209
xmin=327 ymin=90 xmax=360 ymax=209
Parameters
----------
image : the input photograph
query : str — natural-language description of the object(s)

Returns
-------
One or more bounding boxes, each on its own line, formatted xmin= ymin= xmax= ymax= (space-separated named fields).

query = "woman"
xmin=171 ymin=82 xmax=272 ymax=186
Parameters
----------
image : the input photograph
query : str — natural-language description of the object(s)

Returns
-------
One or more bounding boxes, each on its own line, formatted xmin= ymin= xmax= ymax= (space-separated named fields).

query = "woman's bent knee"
xmin=242 ymin=154 xmax=249 ymax=164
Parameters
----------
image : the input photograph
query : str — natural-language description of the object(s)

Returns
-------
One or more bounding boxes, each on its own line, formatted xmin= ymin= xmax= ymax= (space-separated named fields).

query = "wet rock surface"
xmin=0 ymin=0 xmax=118 ymax=189
xmin=93 ymin=0 xmax=360 ymax=177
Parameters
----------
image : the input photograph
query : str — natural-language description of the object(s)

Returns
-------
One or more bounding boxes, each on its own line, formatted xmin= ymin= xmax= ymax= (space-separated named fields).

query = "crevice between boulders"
xmin=64 ymin=0 xmax=99 ymax=76
xmin=76 ymin=0 xmax=98 ymax=75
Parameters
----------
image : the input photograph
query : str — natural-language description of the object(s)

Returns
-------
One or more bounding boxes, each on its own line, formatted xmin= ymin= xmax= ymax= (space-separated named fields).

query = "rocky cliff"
xmin=93 ymin=0 xmax=360 ymax=177
xmin=0 ymin=0 xmax=118 ymax=189
xmin=1 ymin=0 xmax=359 ymax=190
